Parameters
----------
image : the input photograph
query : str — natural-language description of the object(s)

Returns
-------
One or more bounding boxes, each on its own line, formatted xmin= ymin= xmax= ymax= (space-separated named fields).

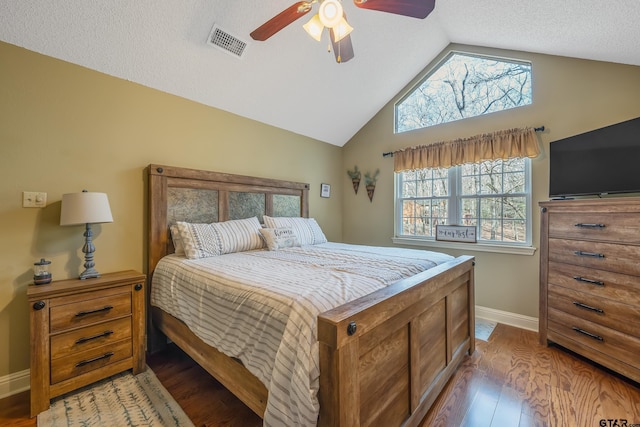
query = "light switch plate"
xmin=23 ymin=191 xmax=47 ymax=208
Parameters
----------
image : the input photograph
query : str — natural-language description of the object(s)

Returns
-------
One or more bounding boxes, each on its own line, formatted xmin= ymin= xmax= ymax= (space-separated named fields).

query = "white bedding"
xmin=150 ymin=242 xmax=454 ymax=427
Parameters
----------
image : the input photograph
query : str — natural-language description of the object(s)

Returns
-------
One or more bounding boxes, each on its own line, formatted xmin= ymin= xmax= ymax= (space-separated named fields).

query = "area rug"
xmin=37 ymin=368 xmax=194 ymax=427
xmin=475 ymin=318 xmax=497 ymax=341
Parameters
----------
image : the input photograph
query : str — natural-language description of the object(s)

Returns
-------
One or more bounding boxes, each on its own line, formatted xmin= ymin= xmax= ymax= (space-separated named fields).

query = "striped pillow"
xmin=212 ymin=217 xmax=264 ymax=255
xmin=176 ymin=217 xmax=264 ymax=259
xmin=262 ymin=216 xmax=327 ymax=246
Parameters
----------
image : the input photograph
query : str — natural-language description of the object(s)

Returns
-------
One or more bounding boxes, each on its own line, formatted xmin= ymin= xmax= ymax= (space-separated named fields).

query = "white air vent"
xmin=207 ymin=24 xmax=248 ymax=59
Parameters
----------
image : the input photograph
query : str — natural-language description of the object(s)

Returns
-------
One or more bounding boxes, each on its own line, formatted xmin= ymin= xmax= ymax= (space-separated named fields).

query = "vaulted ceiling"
xmin=1 ymin=0 xmax=639 ymax=146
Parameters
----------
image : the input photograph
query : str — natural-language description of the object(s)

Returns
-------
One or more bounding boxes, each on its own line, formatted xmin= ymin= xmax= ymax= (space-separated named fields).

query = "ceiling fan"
xmin=250 ymin=0 xmax=436 ymax=63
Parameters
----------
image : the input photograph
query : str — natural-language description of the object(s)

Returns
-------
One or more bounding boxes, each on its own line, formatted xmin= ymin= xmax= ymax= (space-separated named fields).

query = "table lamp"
xmin=60 ymin=190 xmax=113 ymax=279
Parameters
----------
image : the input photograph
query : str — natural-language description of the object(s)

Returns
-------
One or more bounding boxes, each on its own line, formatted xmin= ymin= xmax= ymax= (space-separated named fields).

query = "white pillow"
xmin=211 ymin=216 xmax=264 ymax=255
xmin=170 ymin=224 xmax=185 ymax=256
xmin=259 ymin=227 xmax=301 ymax=251
xmin=176 ymin=217 xmax=264 ymax=259
xmin=262 ymin=216 xmax=327 ymax=246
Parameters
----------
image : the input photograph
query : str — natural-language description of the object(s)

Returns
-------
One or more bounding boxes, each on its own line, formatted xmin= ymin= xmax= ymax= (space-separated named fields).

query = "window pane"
xmin=503 ymin=197 xmax=526 ymax=221
xmin=400 ymin=198 xmax=448 ymax=237
xmin=403 ymin=180 xmax=417 ymax=198
xmin=461 ymin=198 xmax=477 ymax=226
xmin=461 ymin=172 xmax=480 ymax=195
xmin=479 ymin=219 xmax=502 ymax=241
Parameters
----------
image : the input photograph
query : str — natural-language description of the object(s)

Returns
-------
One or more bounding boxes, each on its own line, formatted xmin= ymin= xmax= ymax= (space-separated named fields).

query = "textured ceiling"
xmin=1 ymin=0 xmax=639 ymax=146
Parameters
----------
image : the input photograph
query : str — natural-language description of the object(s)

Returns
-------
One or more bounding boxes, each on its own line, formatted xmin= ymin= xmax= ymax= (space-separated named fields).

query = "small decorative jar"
xmin=33 ymin=258 xmax=52 ymax=285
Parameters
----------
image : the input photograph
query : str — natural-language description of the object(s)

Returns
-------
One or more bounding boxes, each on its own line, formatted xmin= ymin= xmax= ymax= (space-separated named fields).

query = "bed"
xmin=146 ymin=164 xmax=475 ymax=427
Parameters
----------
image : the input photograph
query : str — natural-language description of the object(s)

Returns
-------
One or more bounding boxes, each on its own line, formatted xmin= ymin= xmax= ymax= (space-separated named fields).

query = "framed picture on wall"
xmin=320 ymin=183 xmax=331 ymax=198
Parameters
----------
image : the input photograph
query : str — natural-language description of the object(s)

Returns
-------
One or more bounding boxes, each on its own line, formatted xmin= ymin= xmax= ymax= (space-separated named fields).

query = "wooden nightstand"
xmin=27 ymin=270 xmax=146 ymax=417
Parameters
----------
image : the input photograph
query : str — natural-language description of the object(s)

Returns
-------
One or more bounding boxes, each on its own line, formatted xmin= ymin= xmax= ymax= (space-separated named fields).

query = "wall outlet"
xmin=23 ymin=191 xmax=47 ymax=208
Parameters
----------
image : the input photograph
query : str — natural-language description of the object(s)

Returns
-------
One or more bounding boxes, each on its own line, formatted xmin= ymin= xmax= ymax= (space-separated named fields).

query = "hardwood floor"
xmin=3 ymin=323 xmax=640 ymax=426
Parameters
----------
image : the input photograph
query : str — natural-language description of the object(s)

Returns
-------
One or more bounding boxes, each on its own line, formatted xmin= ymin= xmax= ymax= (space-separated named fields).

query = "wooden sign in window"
xmin=435 ymin=225 xmax=477 ymax=243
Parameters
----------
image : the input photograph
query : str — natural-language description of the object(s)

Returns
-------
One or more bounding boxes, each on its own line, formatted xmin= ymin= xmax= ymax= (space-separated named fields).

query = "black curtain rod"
xmin=382 ymin=125 xmax=545 ymax=158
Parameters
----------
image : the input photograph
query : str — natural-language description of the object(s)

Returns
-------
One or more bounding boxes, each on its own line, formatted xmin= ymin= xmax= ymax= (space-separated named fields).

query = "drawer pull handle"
xmin=572 ymin=301 xmax=604 ymax=314
xmin=573 ymin=276 xmax=604 ymax=286
xmin=75 ymin=330 xmax=114 ymax=344
xmin=572 ymin=327 xmax=604 ymax=342
xmin=75 ymin=352 xmax=114 ymax=367
xmin=75 ymin=306 xmax=113 ymax=317
xmin=574 ymin=251 xmax=605 ymax=258
xmin=574 ymin=223 xmax=606 ymax=228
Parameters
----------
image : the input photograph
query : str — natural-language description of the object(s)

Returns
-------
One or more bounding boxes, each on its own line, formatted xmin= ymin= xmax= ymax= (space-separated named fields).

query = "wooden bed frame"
xmin=146 ymin=164 xmax=475 ymax=427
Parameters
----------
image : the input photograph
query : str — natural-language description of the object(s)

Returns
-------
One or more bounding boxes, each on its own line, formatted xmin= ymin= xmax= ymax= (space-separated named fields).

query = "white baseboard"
xmin=476 ymin=305 xmax=539 ymax=332
xmin=0 ymin=368 xmax=30 ymax=399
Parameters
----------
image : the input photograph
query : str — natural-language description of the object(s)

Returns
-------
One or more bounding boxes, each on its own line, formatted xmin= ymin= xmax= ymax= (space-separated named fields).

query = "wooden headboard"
xmin=147 ymin=164 xmax=310 ymax=278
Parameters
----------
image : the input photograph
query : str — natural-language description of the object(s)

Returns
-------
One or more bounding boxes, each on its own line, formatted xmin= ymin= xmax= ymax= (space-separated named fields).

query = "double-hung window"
xmin=396 ymin=157 xmax=532 ymax=249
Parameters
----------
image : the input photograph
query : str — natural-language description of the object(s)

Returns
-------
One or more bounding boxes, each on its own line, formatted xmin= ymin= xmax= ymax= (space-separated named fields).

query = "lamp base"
xmin=79 ymin=223 xmax=100 ymax=280
xmin=79 ymin=268 xmax=100 ymax=280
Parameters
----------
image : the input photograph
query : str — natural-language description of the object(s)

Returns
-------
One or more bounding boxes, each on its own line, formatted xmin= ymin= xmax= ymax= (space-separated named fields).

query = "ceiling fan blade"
xmin=329 ymin=30 xmax=355 ymax=64
xmin=250 ymin=1 xmax=313 ymax=41
xmin=353 ymin=0 xmax=436 ymax=19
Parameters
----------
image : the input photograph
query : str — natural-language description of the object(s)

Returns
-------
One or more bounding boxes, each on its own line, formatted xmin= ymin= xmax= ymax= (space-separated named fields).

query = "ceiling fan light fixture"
xmin=332 ymin=16 xmax=353 ymax=42
xmin=318 ymin=0 xmax=343 ymax=28
xmin=303 ymin=13 xmax=324 ymax=41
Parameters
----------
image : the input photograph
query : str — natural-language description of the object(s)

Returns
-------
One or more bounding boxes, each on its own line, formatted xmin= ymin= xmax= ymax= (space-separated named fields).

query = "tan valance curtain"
xmin=393 ymin=127 xmax=540 ymax=172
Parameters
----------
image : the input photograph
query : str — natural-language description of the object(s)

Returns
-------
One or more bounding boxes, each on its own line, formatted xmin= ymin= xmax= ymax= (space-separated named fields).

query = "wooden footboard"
xmin=317 ymin=255 xmax=475 ymax=427
xmin=151 ymin=255 xmax=474 ymax=426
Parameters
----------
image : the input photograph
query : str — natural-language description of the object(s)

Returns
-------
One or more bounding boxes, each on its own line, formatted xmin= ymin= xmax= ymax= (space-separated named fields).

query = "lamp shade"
xmin=303 ymin=14 xmax=324 ymax=42
xmin=60 ymin=192 xmax=113 ymax=226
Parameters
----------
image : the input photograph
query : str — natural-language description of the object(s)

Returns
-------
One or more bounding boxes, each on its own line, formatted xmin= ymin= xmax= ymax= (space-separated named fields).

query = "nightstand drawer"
xmin=50 ymin=292 xmax=132 ymax=333
xmin=548 ymin=212 xmax=640 ymax=244
xmin=51 ymin=339 xmax=132 ymax=384
xmin=548 ymin=283 xmax=640 ymax=338
xmin=51 ymin=317 xmax=132 ymax=360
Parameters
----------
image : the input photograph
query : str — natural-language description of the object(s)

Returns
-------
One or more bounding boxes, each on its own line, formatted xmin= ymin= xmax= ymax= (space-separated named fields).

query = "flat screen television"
xmin=549 ymin=116 xmax=640 ymax=198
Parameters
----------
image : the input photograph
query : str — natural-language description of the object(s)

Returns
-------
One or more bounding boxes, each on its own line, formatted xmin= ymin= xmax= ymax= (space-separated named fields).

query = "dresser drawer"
xmin=548 ymin=238 xmax=640 ymax=276
xmin=50 ymin=292 xmax=132 ymax=333
xmin=51 ymin=317 xmax=132 ymax=360
xmin=548 ymin=261 xmax=640 ymax=306
xmin=50 ymin=339 xmax=132 ymax=384
xmin=548 ymin=212 xmax=640 ymax=244
xmin=548 ymin=308 xmax=640 ymax=370
xmin=548 ymin=283 xmax=640 ymax=338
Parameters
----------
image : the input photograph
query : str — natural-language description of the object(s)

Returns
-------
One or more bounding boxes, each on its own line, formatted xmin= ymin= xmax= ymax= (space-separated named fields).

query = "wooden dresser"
xmin=28 ymin=270 xmax=146 ymax=417
xmin=539 ymin=198 xmax=640 ymax=383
